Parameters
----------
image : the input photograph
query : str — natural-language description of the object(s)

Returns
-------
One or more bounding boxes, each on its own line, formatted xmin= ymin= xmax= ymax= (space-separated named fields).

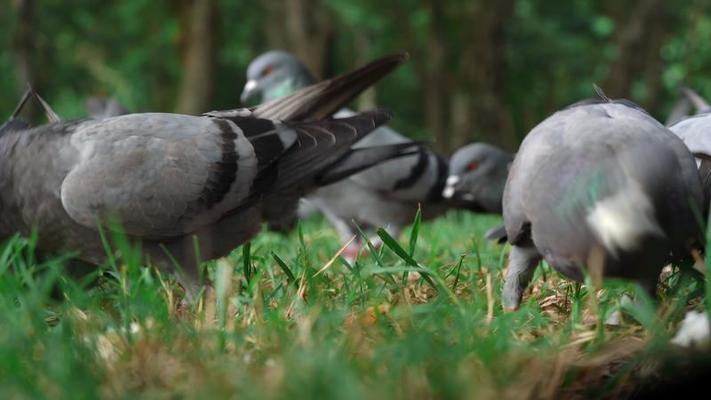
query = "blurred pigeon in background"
xmin=666 ymin=86 xmax=711 ymax=126
xmin=668 ymin=89 xmax=711 ymax=210
xmin=501 ymin=96 xmax=704 ymax=311
xmin=86 ymin=96 xmax=130 ymax=119
xmin=442 ymin=142 xmax=513 ymax=244
xmin=241 ymin=50 xmax=453 ymax=260
xmin=0 ymin=53 xmax=415 ymax=294
xmin=441 ymin=142 xmax=512 ymax=214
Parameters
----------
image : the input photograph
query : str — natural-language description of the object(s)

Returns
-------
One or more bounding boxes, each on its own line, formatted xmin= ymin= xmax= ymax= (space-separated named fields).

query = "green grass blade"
xmin=452 ymin=255 xmax=465 ymax=291
xmin=353 ymin=223 xmax=384 ymax=268
xmin=272 ymin=252 xmax=296 ymax=284
xmin=408 ymin=206 xmax=422 ymax=258
xmin=376 ymin=228 xmax=437 ymax=290
xmin=243 ymin=242 xmax=252 ymax=284
xmin=352 ymin=224 xmax=397 ymax=286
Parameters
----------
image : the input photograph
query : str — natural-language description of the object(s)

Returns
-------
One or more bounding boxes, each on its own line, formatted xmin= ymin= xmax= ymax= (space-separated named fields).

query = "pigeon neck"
xmin=264 ymin=75 xmax=314 ymax=102
xmin=427 ymin=154 xmax=450 ymax=202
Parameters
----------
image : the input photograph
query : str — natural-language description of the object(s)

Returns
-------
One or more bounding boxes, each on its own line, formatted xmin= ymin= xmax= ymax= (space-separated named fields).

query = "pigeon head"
xmin=86 ymin=97 xmax=129 ymax=119
xmin=442 ymin=143 xmax=512 ymax=213
xmin=241 ymin=51 xmax=317 ymax=104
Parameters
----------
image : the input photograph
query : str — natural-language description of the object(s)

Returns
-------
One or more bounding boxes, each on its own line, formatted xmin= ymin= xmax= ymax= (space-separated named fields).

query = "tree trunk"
xmin=450 ymin=91 xmax=470 ymax=151
xmin=11 ymin=0 xmax=39 ymax=121
xmin=422 ymin=0 xmax=449 ymax=153
xmin=174 ymin=0 xmax=217 ymax=115
xmin=264 ymin=0 xmax=334 ymax=80
xmin=454 ymin=0 xmax=515 ymax=151
xmin=602 ymin=0 xmax=670 ymax=106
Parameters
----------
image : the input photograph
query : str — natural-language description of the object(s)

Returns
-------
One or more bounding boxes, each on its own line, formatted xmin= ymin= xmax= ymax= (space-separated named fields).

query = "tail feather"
xmin=1 ymin=88 xmax=33 ymax=135
xmin=9 ymin=87 xmax=33 ymax=120
xmin=250 ymin=52 xmax=408 ymax=122
xmin=270 ymin=109 xmax=393 ymax=191
xmin=32 ymin=90 xmax=60 ymax=123
xmin=6 ymin=85 xmax=60 ymax=124
xmin=316 ymin=141 xmax=426 ymax=186
xmin=682 ymin=86 xmax=711 ymax=114
xmin=484 ymin=224 xmax=508 ymax=244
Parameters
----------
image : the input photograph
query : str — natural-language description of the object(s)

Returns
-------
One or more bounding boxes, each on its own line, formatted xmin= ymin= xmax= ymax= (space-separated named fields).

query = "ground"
xmin=0 ymin=211 xmax=708 ymax=399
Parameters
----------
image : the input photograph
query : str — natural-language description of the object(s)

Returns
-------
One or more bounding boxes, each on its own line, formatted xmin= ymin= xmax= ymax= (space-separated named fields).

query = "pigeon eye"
xmin=261 ymin=66 xmax=274 ymax=77
xmin=467 ymin=161 xmax=479 ymax=171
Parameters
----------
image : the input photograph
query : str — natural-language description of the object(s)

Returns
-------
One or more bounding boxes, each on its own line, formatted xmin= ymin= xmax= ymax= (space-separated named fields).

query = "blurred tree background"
xmin=1 ymin=0 xmax=710 ymax=152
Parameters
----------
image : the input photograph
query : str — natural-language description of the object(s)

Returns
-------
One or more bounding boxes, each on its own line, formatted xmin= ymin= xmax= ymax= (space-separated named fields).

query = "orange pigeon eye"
xmin=467 ymin=161 xmax=479 ymax=171
xmin=261 ymin=65 xmax=274 ymax=77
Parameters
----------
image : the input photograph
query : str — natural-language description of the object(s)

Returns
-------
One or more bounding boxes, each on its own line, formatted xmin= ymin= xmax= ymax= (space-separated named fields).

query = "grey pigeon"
xmin=441 ymin=142 xmax=512 ymax=214
xmin=501 ymin=97 xmax=704 ymax=311
xmin=669 ymin=104 xmax=711 ymax=210
xmin=668 ymin=89 xmax=711 ymax=157
xmin=86 ymin=96 xmax=130 ymax=119
xmin=0 ymin=53 xmax=414 ymax=293
xmin=241 ymin=51 xmax=451 ymax=259
xmin=666 ymin=86 xmax=711 ymax=126
xmin=671 ymin=116 xmax=711 ymax=158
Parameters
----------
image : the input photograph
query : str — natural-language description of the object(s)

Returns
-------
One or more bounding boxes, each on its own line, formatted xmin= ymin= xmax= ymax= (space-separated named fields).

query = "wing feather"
xmin=60 ymin=113 xmax=262 ymax=237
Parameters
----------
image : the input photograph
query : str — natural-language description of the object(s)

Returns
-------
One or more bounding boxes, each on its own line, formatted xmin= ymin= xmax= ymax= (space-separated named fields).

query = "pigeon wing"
xmin=60 ymin=113 xmax=293 ymax=238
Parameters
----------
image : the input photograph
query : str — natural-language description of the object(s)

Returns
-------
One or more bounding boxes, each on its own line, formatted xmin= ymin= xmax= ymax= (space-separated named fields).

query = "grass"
xmin=0 ymin=211 xmax=709 ymax=399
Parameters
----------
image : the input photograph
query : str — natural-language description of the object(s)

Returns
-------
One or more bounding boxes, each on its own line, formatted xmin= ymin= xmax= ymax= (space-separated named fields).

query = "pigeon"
xmin=241 ymin=50 xmax=451 ymax=259
xmin=666 ymin=86 xmax=711 ymax=126
xmin=86 ymin=96 xmax=130 ymax=119
xmin=441 ymin=142 xmax=512 ymax=214
xmin=0 ymin=53 xmax=417 ymax=293
xmin=669 ymin=89 xmax=711 ymax=215
xmin=501 ymin=95 xmax=704 ymax=311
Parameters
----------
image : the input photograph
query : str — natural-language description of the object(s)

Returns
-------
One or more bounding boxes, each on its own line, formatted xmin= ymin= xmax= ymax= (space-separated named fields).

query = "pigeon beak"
xmin=240 ymin=80 xmax=259 ymax=104
xmin=442 ymin=175 xmax=460 ymax=199
xmin=442 ymin=175 xmax=484 ymax=212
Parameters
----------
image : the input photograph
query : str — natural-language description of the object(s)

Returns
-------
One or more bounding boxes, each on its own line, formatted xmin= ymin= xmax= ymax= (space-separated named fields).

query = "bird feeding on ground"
xmin=500 ymin=95 xmax=705 ymax=311
xmin=0 ymin=53 xmax=418 ymax=295
xmin=242 ymin=50 xmax=492 ymax=261
xmin=441 ymin=142 xmax=512 ymax=214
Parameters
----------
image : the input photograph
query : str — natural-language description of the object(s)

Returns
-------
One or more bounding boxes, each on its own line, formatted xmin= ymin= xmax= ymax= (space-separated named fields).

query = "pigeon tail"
xmin=1 ymin=87 xmax=35 ymax=135
xmin=250 ymin=52 xmax=409 ymax=122
xmin=316 ymin=141 xmax=427 ymax=186
xmin=484 ymin=224 xmax=508 ymax=244
xmin=268 ymin=109 xmax=394 ymax=192
xmin=681 ymin=86 xmax=711 ymax=114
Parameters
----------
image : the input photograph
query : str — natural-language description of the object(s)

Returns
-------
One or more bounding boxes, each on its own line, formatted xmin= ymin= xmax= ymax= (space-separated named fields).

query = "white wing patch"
xmin=586 ymin=183 xmax=664 ymax=255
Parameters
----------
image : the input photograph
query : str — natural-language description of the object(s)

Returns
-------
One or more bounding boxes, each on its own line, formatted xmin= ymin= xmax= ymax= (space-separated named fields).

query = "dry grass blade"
xmin=486 ymin=271 xmax=494 ymax=323
xmin=314 ymin=235 xmax=356 ymax=277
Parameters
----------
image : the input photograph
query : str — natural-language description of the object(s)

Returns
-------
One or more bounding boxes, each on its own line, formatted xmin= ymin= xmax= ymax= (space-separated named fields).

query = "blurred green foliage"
xmin=1 ymin=0 xmax=710 ymax=147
